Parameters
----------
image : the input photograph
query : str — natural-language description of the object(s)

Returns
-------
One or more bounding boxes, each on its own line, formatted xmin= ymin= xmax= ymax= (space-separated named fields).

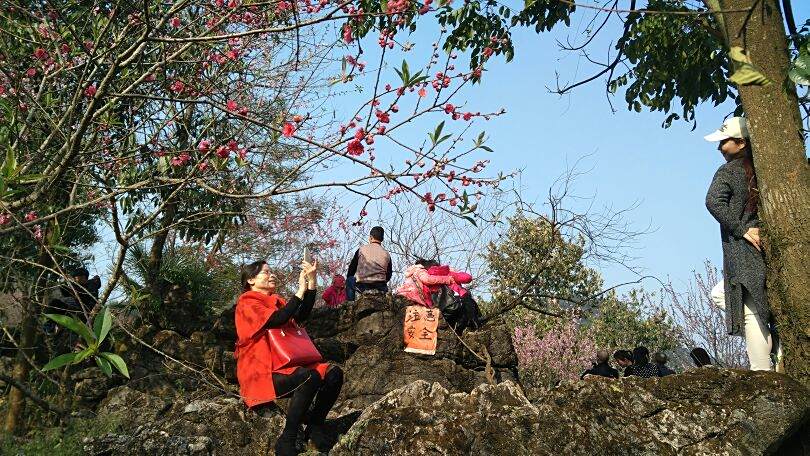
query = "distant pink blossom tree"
xmin=513 ymin=314 xmax=597 ymax=388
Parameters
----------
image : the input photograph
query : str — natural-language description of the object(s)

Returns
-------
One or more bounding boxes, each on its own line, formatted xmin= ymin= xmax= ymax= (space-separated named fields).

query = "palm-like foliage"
xmin=122 ymin=243 xmax=239 ymax=332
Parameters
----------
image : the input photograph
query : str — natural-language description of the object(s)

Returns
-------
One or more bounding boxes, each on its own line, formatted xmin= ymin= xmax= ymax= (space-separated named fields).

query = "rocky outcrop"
xmin=109 ymin=293 xmax=517 ymax=407
xmin=327 ymin=294 xmax=517 ymax=408
xmin=78 ymin=293 xmax=809 ymax=455
xmin=84 ymin=386 xmax=359 ymax=455
xmin=85 ymin=387 xmax=281 ymax=454
xmin=332 ymin=369 xmax=810 ymax=456
xmin=84 ymin=367 xmax=809 ymax=455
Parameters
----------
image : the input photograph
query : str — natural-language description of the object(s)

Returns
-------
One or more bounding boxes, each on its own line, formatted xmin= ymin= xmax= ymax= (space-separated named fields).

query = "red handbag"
xmin=267 ymin=321 xmax=323 ymax=370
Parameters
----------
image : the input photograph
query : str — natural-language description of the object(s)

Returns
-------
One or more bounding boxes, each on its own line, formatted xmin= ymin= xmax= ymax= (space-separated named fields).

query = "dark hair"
xmin=370 ymin=226 xmax=384 ymax=242
xmin=632 ymin=346 xmax=650 ymax=365
xmin=71 ymin=267 xmax=90 ymax=278
xmin=731 ymin=140 xmax=759 ymax=214
xmin=613 ymin=350 xmax=633 ymax=362
xmin=415 ymin=258 xmax=439 ymax=268
xmin=690 ymin=347 xmax=712 ymax=367
xmin=240 ymin=260 xmax=267 ymax=292
xmin=653 ymin=352 xmax=668 ymax=365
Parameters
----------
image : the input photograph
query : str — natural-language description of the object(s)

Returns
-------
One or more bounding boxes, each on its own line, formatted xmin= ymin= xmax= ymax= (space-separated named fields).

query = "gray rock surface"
xmin=332 ymin=369 xmax=810 ymax=456
xmin=79 ymin=294 xmax=809 ymax=455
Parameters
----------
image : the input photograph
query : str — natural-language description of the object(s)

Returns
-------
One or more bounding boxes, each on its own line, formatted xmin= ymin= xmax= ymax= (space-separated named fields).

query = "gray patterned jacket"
xmin=705 ymin=158 xmax=768 ymax=337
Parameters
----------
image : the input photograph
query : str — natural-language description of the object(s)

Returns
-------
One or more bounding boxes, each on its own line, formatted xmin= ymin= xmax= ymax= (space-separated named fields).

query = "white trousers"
xmin=711 ymin=281 xmax=774 ymax=371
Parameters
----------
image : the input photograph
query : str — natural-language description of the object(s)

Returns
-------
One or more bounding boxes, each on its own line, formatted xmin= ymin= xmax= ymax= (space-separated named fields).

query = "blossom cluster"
xmin=513 ymin=317 xmax=597 ymax=388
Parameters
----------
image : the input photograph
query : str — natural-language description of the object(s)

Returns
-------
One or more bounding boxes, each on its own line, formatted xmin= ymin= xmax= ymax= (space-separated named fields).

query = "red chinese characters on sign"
xmin=403 ymin=305 xmax=440 ymax=355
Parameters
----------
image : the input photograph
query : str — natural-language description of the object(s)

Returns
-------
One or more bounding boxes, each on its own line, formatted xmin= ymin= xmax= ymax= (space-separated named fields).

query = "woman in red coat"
xmin=235 ymin=259 xmax=342 ymax=455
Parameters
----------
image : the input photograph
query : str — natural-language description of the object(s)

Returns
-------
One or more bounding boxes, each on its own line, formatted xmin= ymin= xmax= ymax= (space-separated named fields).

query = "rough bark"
xmin=718 ymin=0 xmax=810 ymax=385
xmin=3 ymin=294 xmax=37 ymax=434
xmin=145 ymin=198 xmax=177 ymax=299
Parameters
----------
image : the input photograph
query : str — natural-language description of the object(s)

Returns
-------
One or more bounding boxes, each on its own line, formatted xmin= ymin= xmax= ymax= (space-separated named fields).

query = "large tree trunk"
xmin=718 ymin=0 xmax=810 ymax=386
xmin=3 ymin=292 xmax=39 ymax=433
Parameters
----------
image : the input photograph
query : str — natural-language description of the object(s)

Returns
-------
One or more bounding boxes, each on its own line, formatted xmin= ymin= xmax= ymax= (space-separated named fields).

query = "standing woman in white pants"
xmin=704 ymin=117 xmax=775 ymax=371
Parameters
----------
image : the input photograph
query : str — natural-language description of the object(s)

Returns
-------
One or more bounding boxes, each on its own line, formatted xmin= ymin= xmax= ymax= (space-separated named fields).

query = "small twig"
xmin=0 ymin=374 xmax=66 ymax=417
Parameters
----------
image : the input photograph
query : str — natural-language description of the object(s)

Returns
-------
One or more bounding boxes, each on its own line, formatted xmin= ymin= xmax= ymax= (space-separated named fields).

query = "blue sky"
xmin=457 ymin=3 xmax=810 ymax=290
xmin=322 ymin=3 xmax=810 ymax=293
xmin=86 ymin=3 xmax=808 ymax=299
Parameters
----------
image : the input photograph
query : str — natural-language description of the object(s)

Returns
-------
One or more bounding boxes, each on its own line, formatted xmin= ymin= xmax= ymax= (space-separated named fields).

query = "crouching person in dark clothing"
xmin=624 ymin=346 xmax=661 ymax=378
xmin=613 ymin=350 xmax=634 ymax=377
xmin=235 ymin=260 xmax=343 ymax=456
xmin=653 ymin=352 xmax=676 ymax=376
xmin=581 ymin=350 xmax=619 ymax=379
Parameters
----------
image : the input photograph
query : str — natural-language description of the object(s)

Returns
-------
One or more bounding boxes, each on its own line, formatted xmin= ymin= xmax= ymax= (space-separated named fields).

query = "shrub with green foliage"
xmin=586 ymin=290 xmax=680 ymax=354
xmin=122 ymin=244 xmax=240 ymax=331
xmin=487 ymin=214 xmax=679 ymax=386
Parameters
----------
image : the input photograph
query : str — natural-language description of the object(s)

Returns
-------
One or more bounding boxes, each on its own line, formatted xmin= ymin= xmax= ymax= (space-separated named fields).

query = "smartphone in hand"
xmin=304 ymin=246 xmax=312 ymax=264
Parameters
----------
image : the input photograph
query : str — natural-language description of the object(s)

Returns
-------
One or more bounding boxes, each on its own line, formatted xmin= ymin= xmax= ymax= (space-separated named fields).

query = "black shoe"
xmin=274 ymin=435 xmax=299 ymax=456
xmin=306 ymin=424 xmax=334 ymax=453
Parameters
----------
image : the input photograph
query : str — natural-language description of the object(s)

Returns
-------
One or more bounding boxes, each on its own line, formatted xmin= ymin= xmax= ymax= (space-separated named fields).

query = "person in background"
xmin=346 ymin=226 xmax=392 ymax=300
xmin=581 ymin=350 xmax=619 ymax=379
xmin=690 ymin=347 xmax=713 ymax=368
xmin=624 ymin=346 xmax=660 ymax=378
xmin=613 ymin=350 xmax=634 ymax=377
xmin=425 ymin=260 xmax=483 ymax=332
xmin=50 ymin=267 xmax=101 ymax=316
xmin=653 ymin=352 xmax=676 ymax=377
xmin=396 ymin=258 xmax=456 ymax=307
xmin=321 ymin=274 xmax=347 ymax=308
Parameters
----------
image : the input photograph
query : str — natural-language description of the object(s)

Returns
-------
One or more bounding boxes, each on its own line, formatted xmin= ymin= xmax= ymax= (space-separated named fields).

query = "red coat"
xmin=322 ymin=275 xmax=347 ymax=308
xmin=234 ymin=291 xmax=329 ymax=408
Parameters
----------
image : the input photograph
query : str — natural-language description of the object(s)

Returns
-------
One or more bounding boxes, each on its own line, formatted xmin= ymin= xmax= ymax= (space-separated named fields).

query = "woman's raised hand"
xmin=301 ymin=259 xmax=317 ymax=277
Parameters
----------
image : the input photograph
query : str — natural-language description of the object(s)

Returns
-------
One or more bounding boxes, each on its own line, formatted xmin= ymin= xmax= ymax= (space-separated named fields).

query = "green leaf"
xmin=475 ymin=131 xmax=485 ymax=146
xmin=99 ymin=352 xmax=130 ymax=379
xmin=401 ymin=60 xmax=410 ymax=83
xmin=44 ymin=313 xmax=96 ymax=346
xmin=480 ymin=145 xmax=493 ymax=152
xmin=42 ymin=352 xmax=79 ymax=371
xmin=157 ymin=156 xmax=169 ymax=174
xmin=794 ymin=54 xmax=810 ymax=72
xmin=728 ymin=47 xmax=773 ymax=87
xmin=95 ymin=356 xmax=113 ymax=377
xmin=728 ymin=46 xmax=751 ymax=64
xmin=729 ymin=64 xmax=773 ymax=86
xmin=462 ymin=215 xmax=478 ymax=227
xmin=75 ymin=346 xmax=96 ymax=363
xmin=431 ymin=121 xmax=445 ymax=146
xmin=13 ymin=173 xmax=44 ymax=184
xmin=93 ymin=306 xmax=112 ymax=344
xmin=47 ymin=220 xmax=61 ymax=246
xmin=52 ymin=244 xmax=72 ymax=253
xmin=789 ymin=68 xmax=810 ymax=86
xmin=2 ymin=147 xmax=16 ymax=179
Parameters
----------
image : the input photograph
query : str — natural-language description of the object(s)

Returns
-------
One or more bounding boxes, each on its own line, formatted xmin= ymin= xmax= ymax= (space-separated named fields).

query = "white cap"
xmin=704 ymin=117 xmax=749 ymax=142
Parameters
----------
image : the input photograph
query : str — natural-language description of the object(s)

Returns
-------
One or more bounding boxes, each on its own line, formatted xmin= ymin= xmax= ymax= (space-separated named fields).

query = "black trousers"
xmin=272 ymin=366 xmax=344 ymax=441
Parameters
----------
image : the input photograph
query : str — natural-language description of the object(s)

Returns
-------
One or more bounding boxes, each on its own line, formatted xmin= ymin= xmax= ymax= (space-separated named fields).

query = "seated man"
xmin=653 ymin=352 xmax=676 ymax=376
xmin=346 ymin=226 xmax=392 ymax=299
xmin=581 ymin=350 xmax=619 ymax=379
